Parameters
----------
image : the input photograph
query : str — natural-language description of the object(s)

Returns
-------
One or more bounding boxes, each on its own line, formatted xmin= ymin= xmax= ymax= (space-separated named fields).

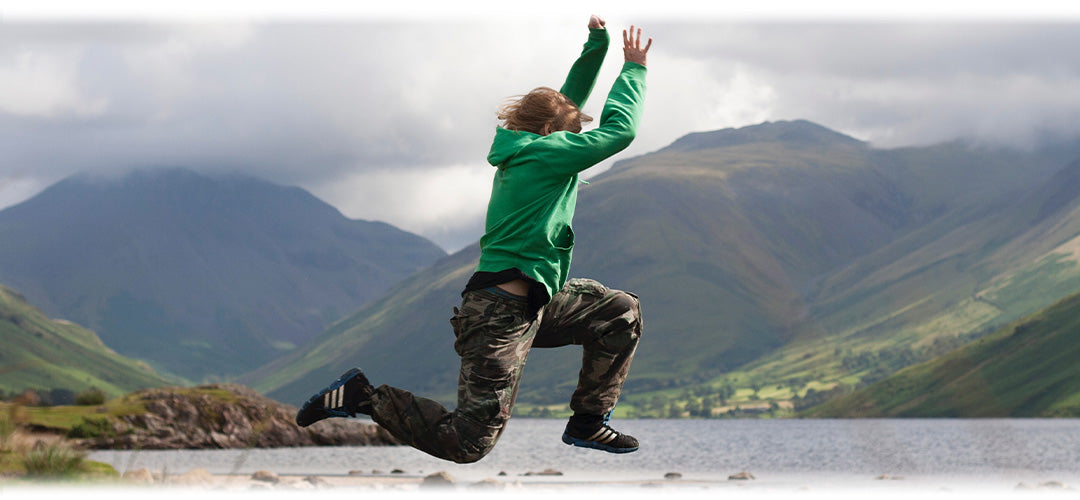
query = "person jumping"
xmin=296 ymin=14 xmax=652 ymax=464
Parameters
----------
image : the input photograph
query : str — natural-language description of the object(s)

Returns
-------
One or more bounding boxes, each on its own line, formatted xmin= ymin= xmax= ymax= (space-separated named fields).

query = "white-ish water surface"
xmin=82 ymin=418 xmax=1080 ymax=490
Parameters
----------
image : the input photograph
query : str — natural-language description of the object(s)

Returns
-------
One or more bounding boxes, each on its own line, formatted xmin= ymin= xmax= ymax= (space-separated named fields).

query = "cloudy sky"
xmin=2 ymin=2 xmax=1080 ymax=251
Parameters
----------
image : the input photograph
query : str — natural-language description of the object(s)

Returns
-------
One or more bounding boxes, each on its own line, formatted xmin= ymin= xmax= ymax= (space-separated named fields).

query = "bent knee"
xmin=451 ymin=438 xmax=497 ymax=464
xmin=449 ymin=419 xmax=506 ymax=464
xmin=611 ymin=290 xmax=643 ymax=327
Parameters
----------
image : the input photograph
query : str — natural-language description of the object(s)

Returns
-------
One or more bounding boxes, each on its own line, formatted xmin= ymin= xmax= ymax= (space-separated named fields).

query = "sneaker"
xmin=561 ymin=411 xmax=639 ymax=453
xmin=295 ymin=368 xmax=373 ymax=427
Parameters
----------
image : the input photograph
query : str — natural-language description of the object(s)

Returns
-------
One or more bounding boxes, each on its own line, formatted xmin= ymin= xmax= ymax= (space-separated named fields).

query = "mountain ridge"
xmin=0 ymin=167 xmax=447 ymax=380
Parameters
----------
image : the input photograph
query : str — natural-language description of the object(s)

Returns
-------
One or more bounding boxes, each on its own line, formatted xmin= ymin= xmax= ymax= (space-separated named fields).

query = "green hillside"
xmin=803 ymin=289 xmax=1080 ymax=417
xmin=0 ymin=284 xmax=174 ymax=399
xmin=249 ymin=120 xmax=1080 ymax=414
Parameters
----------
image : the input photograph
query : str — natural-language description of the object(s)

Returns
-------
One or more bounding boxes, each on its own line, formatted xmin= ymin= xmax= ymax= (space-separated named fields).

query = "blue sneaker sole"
xmin=561 ymin=432 xmax=639 ymax=453
xmin=296 ymin=368 xmax=362 ymax=426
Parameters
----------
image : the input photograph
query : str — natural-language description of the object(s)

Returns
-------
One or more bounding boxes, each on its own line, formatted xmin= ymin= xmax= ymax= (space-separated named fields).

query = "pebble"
xmin=523 ymin=468 xmax=563 ymax=476
xmin=421 ymin=471 xmax=456 ymax=489
xmin=251 ymin=470 xmax=279 ymax=483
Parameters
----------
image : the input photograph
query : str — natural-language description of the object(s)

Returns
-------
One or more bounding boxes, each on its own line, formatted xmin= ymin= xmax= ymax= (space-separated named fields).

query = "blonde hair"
xmin=497 ymin=87 xmax=593 ymax=135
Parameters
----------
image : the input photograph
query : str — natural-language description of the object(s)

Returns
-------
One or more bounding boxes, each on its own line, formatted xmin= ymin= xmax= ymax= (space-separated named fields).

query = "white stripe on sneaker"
xmin=599 ymin=429 xmax=618 ymax=444
xmin=323 ymin=392 xmax=330 ymax=408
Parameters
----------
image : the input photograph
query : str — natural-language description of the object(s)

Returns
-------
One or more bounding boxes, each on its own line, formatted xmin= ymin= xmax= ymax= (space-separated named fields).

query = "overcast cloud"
xmin=3 ymin=8 xmax=1080 ymax=251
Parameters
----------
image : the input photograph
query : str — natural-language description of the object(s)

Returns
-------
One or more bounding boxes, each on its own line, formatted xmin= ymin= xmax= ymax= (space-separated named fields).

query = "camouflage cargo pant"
xmin=367 ymin=278 xmax=643 ymax=464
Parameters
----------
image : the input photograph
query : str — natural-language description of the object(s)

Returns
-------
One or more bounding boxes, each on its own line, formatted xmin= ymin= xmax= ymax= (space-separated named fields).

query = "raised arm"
xmin=534 ymin=25 xmax=652 ymax=175
xmin=559 ymin=15 xmax=610 ymax=108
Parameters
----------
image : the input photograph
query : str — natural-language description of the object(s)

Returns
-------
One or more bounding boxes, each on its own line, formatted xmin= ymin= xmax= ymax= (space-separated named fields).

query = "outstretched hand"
xmin=589 ymin=15 xmax=605 ymax=29
xmin=623 ymin=25 xmax=652 ymax=67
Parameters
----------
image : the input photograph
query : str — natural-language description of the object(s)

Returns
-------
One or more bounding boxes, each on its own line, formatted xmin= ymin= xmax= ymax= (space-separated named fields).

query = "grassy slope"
xmin=0 ymin=284 xmax=175 ymax=397
xmin=663 ymin=156 xmax=1080 ymax=417
xmin=803 ymin=290 xmax=1080 ymax=417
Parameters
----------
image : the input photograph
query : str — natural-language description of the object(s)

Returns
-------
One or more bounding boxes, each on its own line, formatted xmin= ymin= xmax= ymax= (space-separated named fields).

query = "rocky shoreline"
xmin=74 ymin=383 xmax=398 ymax=450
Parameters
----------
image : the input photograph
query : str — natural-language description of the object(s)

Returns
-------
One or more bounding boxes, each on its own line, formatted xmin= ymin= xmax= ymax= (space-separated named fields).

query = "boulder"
xmin=171 ymin=467 xmax=214 ymax=486
xmin=728 ymin=471 xmax=755 ymax=480
xmin=122 ymin=468 xmax=154 ymax=485
xmin=664 ymin=472 xmax=683 ymax=480
xmin=251 ymin=470 xmax=279 ymax=483
xmin=76 ymin=383 xmax=399 ymax=449
xmin=421 ymin=471 xmax=456 ymax=489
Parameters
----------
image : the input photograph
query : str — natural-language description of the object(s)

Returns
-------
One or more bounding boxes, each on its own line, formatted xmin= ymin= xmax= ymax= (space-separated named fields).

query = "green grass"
xmin=0 ymin=284 xmax=176 ymax=399
xmin=22 ymin=443 xmax=86 ymax=478
xmin=805 ymin=289 xmax=1080 ymax=417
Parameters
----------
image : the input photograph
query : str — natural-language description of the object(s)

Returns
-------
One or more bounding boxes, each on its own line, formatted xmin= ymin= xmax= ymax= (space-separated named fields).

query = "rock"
xmin=497 ymin=471 xmax=507 ymax=476
xmin=391 ymin=468 xmax=405 ymax=474
xmin=304 ymin=476 xmax=331 ymax=488
xmin=421 ymin=471 xmax=456 ymax=489
xmin=469 ymin=479 xmax=504 ymax=489
xmin=75 ymin=383 xmax=399 ymax=450
xmin=523 ymin=469 xmax=563 ymax=476
xmin=348 ymin=470 xmax=367 ymax=476
xmin=1040 ymin=481 xmax=1066 ymax=489
xmin=729 ymin=471 xmax=755 ymax=480
xmin=122 ymin=468 xmax=154 ymax=485
xmin=251 ymin=470 xmax=279 ymax=483
xmin=171 ymin=467 xmax=214 ymax=486
xmin=664 ymin=472 xmax=683 ymax=480
xmin=876 ymin=474 xmax=903 ymax=480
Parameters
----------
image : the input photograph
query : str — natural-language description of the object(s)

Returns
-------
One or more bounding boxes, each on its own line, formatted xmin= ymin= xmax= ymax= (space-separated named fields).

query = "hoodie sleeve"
xmin=559 ymin=27 xmax=610 ymax=108
xmin=533 ymin=61 xmax=647 ymax=176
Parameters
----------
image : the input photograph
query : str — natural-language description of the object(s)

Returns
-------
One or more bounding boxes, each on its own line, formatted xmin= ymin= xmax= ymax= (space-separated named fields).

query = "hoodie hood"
xmin=487 ymin=128 xmax=542 ymax=169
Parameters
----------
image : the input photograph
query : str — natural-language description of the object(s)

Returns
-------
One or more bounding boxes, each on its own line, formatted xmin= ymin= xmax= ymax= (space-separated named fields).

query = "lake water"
xmin=85 ymin=418 xmax=1080 ymax=491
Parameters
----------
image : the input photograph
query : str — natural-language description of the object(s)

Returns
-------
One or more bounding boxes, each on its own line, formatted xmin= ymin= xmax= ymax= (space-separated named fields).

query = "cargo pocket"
xmin=459 ymin=360 xmax=515 ymax=425
xmin=565 ymin=277 xmax=609 ymax=298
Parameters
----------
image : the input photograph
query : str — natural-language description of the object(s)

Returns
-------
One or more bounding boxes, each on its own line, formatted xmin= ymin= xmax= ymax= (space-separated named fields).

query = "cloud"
xmin=0 ymin=46 xmax=107 ymax=117
xmin=4 ymin=18 xmax=1080 ymax=250
xmin=307 ymin=163 xmax=493 ymax=252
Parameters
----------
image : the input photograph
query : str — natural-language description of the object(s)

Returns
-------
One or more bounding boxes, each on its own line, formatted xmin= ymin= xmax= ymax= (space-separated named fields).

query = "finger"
xmin=623 ymin=28 xmax=630 ymax=47
xmin=643 ymin=37 xmax=653 ymax=53
xmin=636 ymin=27 xmax=643 ymax=49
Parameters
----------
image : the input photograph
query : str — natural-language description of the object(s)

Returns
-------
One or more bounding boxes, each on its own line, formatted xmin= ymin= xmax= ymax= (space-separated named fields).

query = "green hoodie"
xmin=478 ymin=27 xmax=648 ymax=300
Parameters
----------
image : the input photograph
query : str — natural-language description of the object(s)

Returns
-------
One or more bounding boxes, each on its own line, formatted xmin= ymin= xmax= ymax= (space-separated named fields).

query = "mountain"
xmin=802 ymin=289 xmax=1080 ymax=417
xmin=248 ymin=120 xmax=1080 ymax=414
xmin=0 ymin=283 xmax=174 ymax=398
xmin=0 ymin=168 xmax=446 ymax=380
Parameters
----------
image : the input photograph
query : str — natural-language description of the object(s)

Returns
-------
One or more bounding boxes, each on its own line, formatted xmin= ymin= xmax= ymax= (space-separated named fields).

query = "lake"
xmin=85 ymin=418 xmax=1080 ymax=491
